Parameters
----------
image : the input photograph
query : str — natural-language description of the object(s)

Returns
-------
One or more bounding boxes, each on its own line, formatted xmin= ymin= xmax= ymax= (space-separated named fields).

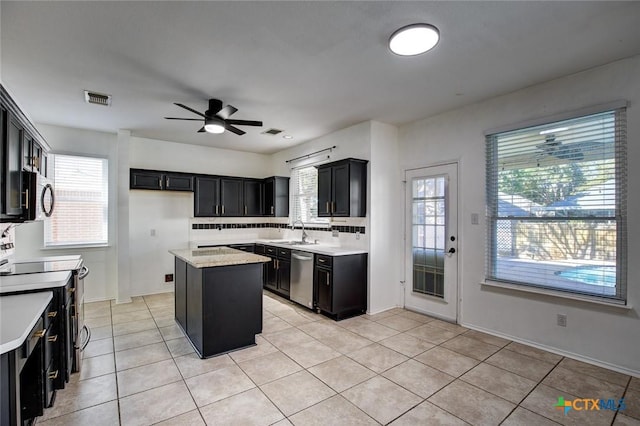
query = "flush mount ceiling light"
xmin=204 ymin=117 xmax=225 ymax=134
xmin=389 ymin=23 xmax=440 ymax=56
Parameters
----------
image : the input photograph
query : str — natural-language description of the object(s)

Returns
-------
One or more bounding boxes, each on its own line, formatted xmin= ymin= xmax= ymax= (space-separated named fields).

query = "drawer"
xmin=22 ymin=317 xmax=45 ymax=359
xmin=255 ymin=244 xmax=265 ymax=254
xmin=277 ymin=248 xmax=291 ymax=259
xmin=315 ymin=254 xmax=333 ymax=268
xmin=265 ymin=246 xmax=277 ymax=256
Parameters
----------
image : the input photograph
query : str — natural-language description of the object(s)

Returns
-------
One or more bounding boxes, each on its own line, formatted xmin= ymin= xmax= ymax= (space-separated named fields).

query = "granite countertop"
xmin=1 ymin=291 xmax=53 ymax=354
xmin=170 ymin=247 xmax=270 ymax=268
xmin=0 ymin=271 xmax=72 ymax=294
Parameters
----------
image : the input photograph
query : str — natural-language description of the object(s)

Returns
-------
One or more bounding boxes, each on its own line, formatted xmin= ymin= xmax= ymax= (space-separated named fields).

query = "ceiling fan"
xmin=165 ymin=98 xmax=263 ymax=135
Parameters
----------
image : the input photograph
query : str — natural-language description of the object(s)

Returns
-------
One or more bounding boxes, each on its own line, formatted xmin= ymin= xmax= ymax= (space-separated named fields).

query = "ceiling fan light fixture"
xmin=389 ymin=23 xmax=440 ymax=56
xmin=204 ymin=117 xmax=225 ymax=134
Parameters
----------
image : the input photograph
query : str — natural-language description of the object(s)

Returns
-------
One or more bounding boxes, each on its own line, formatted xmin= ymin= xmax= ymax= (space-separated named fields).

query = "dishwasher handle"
xmin=292 ymin=252 xmax=313 ymax=261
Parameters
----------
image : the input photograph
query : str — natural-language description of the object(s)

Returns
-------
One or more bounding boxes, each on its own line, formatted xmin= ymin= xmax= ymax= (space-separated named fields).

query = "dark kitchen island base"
xmin=174 ymin=258 xmax=263 ymax=358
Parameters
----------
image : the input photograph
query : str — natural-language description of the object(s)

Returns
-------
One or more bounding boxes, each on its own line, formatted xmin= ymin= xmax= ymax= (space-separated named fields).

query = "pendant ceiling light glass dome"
xmin=389 ymin=24 xmax=440 ymax=56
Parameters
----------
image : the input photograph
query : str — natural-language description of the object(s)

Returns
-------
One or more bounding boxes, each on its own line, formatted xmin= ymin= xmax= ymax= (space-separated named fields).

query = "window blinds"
xmin=290 ymin=165 xmax=327 ymax=225
xmin=45 ymin=154 xmax=109 ymax=247
xmin=485 ymin=108 xmax=627 ymax=301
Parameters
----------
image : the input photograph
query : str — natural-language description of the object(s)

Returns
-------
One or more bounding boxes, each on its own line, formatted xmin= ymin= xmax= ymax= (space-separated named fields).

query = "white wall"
xmin=127 ymin=136 xmax=272 ymax=297
xmin=398 ymin=55 xmax=640 ymax=374
xmin=368 ymin=121 xmax=401 ymax=313
xmin=14 ymin=124 xmax=119 ymax=302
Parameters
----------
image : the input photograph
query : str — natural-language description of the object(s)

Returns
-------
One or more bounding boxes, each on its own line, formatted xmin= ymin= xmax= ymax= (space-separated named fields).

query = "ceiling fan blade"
xmin=174 ymin=103 xmax=206 ymax=118
xmin=225 ymin=124 xmax=246 ymax=136
xmin=164 ymin=117 xmax=203 ymax=121
xmin=217 ymin=105 xmax=238 ymax=119
xmin=197 ymin=127 xmax=206 ymax=133
xmin=226 ymin=119 xmax=263 ymax=127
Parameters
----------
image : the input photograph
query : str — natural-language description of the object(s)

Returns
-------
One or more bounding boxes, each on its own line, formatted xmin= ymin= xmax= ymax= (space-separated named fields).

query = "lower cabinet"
xmin=263 ymin=246 xmax=291 ymax=298
xmin=181 ymin=262 xmax=263 ymax=357
xmin=314 ymin=253 xmax=368 ymax=320
xmin=174 ymin=258 xmax=187 ymax=332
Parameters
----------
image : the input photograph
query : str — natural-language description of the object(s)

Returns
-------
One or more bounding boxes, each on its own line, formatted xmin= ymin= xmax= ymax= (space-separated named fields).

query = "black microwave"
xmin=22 ymin=171 xmax=55 ymax=221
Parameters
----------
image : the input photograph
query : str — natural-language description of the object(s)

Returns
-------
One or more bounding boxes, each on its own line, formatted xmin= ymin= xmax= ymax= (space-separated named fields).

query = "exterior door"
xmin=404 ymin=163 xmax=458 ymax=322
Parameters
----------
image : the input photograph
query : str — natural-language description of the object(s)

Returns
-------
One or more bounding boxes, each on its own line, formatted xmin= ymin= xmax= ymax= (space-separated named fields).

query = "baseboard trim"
xmin=461 ymin=321 xmax=639 ymax=378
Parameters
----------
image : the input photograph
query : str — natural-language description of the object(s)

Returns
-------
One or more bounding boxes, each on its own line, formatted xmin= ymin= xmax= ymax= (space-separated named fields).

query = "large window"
xmin=45 ymin=154 xmax=108 ymax=247
xmin=486 ymin=107 xmax=627 ymax=302
xmin=290 ymin=166 xmax=328 ymax=225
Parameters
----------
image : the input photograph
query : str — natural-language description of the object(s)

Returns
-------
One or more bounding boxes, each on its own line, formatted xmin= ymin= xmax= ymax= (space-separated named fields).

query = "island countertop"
xmin=170 ymin=247 xmax=270 ymax=268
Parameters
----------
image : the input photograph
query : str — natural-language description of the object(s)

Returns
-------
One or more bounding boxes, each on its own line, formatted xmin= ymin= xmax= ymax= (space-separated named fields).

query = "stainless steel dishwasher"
xmin=290 ymin=250 xmax=314 ymax=309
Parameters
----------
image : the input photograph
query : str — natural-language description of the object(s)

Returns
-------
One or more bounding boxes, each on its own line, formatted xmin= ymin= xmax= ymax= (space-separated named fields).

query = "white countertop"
xmin=255 ymin=240 xmax=367 ymax=256
xmin=170 ymin=247 xmax=271 ymax=268
xmin=1 ymin=291 xmax=52 ymax=354
xmin=0 ymin=271 xmax=72 ymax=294
xmin=192 ymin=239 xmax=367 ymax=256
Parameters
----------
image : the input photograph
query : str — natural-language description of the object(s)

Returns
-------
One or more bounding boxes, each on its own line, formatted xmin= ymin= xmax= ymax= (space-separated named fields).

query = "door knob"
xmin=448 ymin=248 xmax=456 ymax=254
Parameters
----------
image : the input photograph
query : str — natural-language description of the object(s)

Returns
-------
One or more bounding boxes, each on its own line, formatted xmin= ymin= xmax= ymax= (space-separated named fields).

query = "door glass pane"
xmin=412 ymin=177 xmax=446 ymax=298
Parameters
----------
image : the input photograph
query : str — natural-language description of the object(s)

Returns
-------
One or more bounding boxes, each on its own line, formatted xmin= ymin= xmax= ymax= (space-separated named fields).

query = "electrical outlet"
xmin=332 ymin=229 xmax=339 ymax=237
xmin=471 ymin=213 xmax=479 ymax=225
xmin=150 ymin=229 xmax=157 ymax=237
xmin=355 ymin=230 xmax=360 ymax=240
xmin=557 ymin=314 xmax=567 ymax=327
xmin=165 ymin=274 xmax=174 ymax=283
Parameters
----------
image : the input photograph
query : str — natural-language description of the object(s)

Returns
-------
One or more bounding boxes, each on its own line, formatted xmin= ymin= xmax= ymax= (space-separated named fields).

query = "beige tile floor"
xmin=36 ymin=291 xmax=639 ymax=426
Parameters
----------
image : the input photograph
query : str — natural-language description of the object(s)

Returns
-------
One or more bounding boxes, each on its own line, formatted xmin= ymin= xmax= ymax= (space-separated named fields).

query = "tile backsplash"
xmin=188 ymin=217 xmax=368 ymax=249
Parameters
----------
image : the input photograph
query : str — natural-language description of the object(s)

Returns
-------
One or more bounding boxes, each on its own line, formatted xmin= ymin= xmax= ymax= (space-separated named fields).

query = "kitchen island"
xmin=169 ymin=247 xmax=270 ymax=358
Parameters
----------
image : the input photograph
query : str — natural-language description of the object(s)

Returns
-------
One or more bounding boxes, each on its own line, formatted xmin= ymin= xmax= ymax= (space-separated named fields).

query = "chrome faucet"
xmin=291 ymin=219 xmax=308 ymax=243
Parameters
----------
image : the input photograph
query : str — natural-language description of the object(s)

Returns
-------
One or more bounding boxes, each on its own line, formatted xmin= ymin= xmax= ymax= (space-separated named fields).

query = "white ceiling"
xmin=2 ymin=1 xmax=640 ymax=154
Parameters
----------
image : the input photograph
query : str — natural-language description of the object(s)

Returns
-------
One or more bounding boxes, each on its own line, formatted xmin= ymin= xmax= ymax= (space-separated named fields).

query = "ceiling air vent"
xmin=84 ymin=90 xmax=112 ymax=106
xmin=262 ymin=128 xmax=283 ymax=135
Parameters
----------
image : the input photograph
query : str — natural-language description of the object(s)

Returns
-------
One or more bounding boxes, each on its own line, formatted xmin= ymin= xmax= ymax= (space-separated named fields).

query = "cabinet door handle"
xmin=271 ymin=206 xmax=274 ymax=215
xmin=318 ymin=258 xmax=325 ymax=263
xmin=166 ymin=177 xmax=170 ymax=187
xmin=222 ymin=205 xmax=225 ymax=215
xmin=48 ymin=311 xmax=58 ymax=318
xmin=332 ymin=201 xmax=335 ymax=213
xmin=34 ymin=329 xmax=46 ymax=338
xmin=244 ymin=205 xmax=247 ymax=215
xmin=215 ymin=205 xmax=219 ymax=215
xmin=23 ymin=189 xmax=29 ymax=209
xmin=326 ymin=202 xmax=330 ymax=213
xmin=48 ymin=370 xmax=59 ymax=380
xmin=326 ymin=274 xmax=330 ymax=286
xmin=48 ymin=335 xmax=58 ymax=343
xmin=158 ymin=178 xmax=162 ymax=188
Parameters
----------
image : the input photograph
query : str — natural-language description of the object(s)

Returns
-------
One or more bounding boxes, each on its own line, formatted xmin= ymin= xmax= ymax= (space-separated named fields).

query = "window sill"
xmin=481 ymin=280 xmax=632 ymax=310
xmin=42 ymin=244 xmax=110 ymax=250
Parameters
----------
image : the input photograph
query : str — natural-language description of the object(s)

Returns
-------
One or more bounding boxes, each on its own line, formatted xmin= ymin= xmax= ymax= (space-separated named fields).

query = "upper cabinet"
xmin=243 ymin=179 xmax=263 ymax=216
xmin=317 ymin=158 xmax=367 ymax=217
xmin=263 ymin=176 xmax=289 ymax=217
xmin=191 ymin=175 xmax=289 ymax=218
xmin=1 ymin=84 xmax=51 ymax=222
xmin=131 ymin=169 xmax=290 ymax=218
xmin=130 ymin=169 xmax=193 ymax=191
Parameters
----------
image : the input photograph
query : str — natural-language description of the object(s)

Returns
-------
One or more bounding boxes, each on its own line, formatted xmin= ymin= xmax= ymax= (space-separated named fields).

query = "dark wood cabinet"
xmin=130 ymin=169 xmax=193 ymax=191
xmin=194 ymin=176 xmax=220 ymax=217
xmin=182 ymin=262 xmax=263 ymax=357
xmin=263 ymin=176 xmax=289 ymax=217
xmin=316 ymin=158 xmax=367 ymax=217
xmin=228 ymin=243 xmax=255 ymax=253
xmin=263 ymin=245 xmax=291 ymax=297
xmin=243 ymin=179 xmax=262 ymax=216
xmin=314 ymin=253 xmax=367 ymax=320
xmin=3 ymin=112 xmax=24 ymax=218
xmin=175 ymin=258 xmax=187 ymax=332
xmin=220 ymin=178 xmax=243 ymax=216
xmin=2 ymin=84 xmax=51 ymax=222
xmin=164 ymin=173 xmax=193 ymax=191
